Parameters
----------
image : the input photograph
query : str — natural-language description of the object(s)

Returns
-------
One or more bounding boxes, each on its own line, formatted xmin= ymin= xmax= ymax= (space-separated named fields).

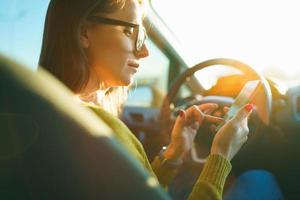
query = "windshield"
xmin=151 ymin=0 xmax=300 ymax=86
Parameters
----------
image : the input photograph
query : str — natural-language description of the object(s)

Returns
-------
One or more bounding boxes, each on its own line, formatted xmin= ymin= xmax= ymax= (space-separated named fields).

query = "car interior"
xmin=0 ymin=54 xmax=170 ymax=200
xmin=1 ymin=0 xmax=300 ymax=199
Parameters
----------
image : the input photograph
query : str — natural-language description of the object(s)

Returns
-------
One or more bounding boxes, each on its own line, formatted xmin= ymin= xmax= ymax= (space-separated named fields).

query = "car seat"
xmin=0 ymin=54 xmax=169 ymax=200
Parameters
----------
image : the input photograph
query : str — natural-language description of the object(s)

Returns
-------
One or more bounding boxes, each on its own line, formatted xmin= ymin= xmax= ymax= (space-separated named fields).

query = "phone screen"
xmin=216 ymin=80 xmax=262 ymax=131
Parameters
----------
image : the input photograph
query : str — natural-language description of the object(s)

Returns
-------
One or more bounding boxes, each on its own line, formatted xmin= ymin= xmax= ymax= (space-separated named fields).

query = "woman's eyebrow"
xmin=87 ymin=16 xmax=139 ymax=27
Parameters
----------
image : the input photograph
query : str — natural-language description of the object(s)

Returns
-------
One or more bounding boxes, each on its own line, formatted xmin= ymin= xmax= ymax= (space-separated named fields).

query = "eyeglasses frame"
xmin=86 ymin=16 xmax=146 ymax=51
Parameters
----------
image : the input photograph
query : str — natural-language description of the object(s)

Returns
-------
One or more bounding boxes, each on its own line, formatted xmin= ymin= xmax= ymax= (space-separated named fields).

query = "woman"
xmin=39 ymin=0 xmax=253 ymax=199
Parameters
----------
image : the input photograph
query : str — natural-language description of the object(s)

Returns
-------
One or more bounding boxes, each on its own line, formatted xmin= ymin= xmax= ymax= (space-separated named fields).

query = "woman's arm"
xmin=187 ymin=154 xmax=231 ymax=200
xmin=153 ymin=103 xmax=252 ymax=199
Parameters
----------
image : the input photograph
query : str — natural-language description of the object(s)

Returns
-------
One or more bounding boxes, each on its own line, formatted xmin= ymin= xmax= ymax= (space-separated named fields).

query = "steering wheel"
xmin=159 ymin=58 xmax=272 ymax=163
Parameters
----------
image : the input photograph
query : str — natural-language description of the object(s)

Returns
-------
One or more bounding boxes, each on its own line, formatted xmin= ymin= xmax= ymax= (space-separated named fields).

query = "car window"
xmin=0 ymin=1 xmax=170 ymax=109
xmin=0 ymin=0 xmax=49 ymax=70
xmin=151 ymin=0 xmax=300 ymax=86
xmin=125 ymin=39 xmax=170 ymax=108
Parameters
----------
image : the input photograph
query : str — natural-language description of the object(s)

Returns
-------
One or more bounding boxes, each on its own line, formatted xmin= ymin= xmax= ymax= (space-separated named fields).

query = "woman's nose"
xmin=135 ymin=43 xmax=149 ymax=59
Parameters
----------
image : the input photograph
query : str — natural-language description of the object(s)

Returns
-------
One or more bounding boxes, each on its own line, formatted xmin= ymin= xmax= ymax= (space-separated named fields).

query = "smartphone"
xmin=215 ymin=80 xmax=262 ymax=131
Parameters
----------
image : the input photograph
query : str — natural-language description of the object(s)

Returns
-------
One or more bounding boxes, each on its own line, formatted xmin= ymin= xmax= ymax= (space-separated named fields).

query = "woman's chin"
xmin=123 ymin=77 xmax=134 ymax=86
xmin=114 ymin=77 xmax=133 ymax=87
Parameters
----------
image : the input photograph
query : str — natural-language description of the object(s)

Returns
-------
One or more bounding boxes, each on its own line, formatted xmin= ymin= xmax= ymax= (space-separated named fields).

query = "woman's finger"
xmin=185 ymin=104 xmax=223 ymax=126
xmin=223 ymin=106 xmax=229 ymax=113
xmin=231 ymin=104 xmax=253 ymax=124
xmin=198 ymin=103 xmax=218 ymax=111
xmin=185 ymin=105 xmax=205 ymax=125
xmin=203 ymin=108 xmax=217 ymax=115
xmin=212 ymin=110 xmax=223 ymax=117
xmin=172 ymin=109 xmax=186 ymax=136
xmin=205 ymin=114 xmax=224 ymax=124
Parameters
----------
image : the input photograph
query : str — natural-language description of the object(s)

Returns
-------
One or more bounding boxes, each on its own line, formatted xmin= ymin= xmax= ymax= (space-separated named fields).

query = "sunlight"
xmin=152 ymin=0 xmax=300 ymax=84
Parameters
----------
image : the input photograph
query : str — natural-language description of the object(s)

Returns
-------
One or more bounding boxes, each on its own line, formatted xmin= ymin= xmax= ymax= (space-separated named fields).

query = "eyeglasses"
xmin=87 ymin=16 xmax=147 ymax=52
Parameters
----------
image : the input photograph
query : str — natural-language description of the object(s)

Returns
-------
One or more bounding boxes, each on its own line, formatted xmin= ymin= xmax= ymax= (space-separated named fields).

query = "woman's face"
xmin=84 ymin=0 xmax=149 ymax=87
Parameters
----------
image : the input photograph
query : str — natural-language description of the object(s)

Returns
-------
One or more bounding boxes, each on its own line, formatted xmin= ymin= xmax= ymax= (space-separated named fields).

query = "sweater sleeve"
xmin=187 ymin=154 xmax=232 ymax=200
xmin=151 ymin=153 xmax=231 ymax=200
xmin=84 ymin=104 xmax=231 ymax=199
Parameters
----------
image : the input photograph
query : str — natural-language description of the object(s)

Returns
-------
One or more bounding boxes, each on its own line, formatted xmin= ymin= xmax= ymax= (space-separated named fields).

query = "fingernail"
xmin=179 ymin=110 xmax=184 ymax=117
xmin=245 ymin=104 xmax=253 ymax=112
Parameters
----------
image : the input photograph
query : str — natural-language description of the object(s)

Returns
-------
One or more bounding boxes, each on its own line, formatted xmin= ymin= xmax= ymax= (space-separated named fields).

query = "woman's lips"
xmin=128 ymin=60 xmax=139 ymax=68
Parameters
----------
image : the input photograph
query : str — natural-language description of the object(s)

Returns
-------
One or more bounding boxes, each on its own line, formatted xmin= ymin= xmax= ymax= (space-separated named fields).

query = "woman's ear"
xmin=80 ymin=22 xmax=90 ymax=48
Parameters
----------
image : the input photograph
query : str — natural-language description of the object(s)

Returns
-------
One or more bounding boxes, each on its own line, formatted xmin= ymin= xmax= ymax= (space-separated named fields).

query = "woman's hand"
xmin=211 ymin=104 xmax=253 ymax=161
xmin=163 ymin=103 xmax=223 ymax=161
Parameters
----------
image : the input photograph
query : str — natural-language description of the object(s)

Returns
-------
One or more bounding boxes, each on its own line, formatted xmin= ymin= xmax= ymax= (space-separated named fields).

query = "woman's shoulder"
xmin=83 ymin=103 xmax=121 ymax=126
xmin=83 ymin=103 xmax=147 ymax=160
xmin=83 ymin=103 xmax=142 ymax=144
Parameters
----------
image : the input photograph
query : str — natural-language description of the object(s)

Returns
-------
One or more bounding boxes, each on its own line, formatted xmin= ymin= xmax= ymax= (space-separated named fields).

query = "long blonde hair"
xmin=97 ymin=87 xmax=128 ymax=116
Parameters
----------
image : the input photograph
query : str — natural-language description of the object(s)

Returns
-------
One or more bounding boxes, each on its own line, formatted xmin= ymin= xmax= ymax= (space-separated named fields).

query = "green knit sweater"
xmin=87 ymin=104 xmax=231 ymax=200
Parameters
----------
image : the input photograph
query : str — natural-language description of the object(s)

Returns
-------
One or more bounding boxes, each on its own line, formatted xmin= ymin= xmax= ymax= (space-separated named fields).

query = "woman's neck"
xmin=77 ymin=74 xmax=110 ymax=104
